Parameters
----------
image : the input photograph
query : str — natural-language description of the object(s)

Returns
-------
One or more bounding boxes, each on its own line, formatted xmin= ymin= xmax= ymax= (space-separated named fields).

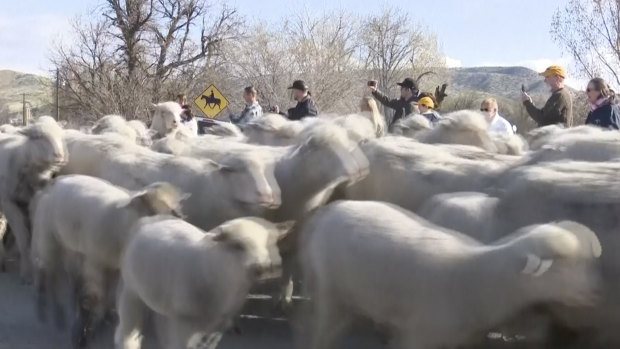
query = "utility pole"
xmin=22 ymin=94 xmax=27 ymax=126
xmin=55 ymin=68 xmax=60 ymax=121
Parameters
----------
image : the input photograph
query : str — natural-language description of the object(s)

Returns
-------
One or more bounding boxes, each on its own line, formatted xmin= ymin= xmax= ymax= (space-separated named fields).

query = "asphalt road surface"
xmin=0 ymin=269 xmax=387 ymax=349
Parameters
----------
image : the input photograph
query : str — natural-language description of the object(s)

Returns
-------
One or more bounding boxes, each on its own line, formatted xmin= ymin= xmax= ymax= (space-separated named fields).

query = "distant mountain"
xmin=447 ymin=66 xmax=572 ymax=99
xmin=0 ymin=70 xmax=53 ymax=124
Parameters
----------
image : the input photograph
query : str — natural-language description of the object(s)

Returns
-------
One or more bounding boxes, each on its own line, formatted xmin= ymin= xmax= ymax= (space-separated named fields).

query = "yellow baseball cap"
xmin=418 ymin=97 xmax=435 ymax=109
xmin=539 ymin=65 xmax=567 ymax=78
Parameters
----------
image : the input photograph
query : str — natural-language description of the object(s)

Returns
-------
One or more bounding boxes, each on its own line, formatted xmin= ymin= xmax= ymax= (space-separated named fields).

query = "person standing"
xmin=229 ymin=86 xmax=263 ymax=126
xmin=521 ymin=65 xmax=573 ymax=127
xmin=584 ymin=78 xmax=620 ymax=130
xmin=273 ymin=80 xmax=318 ymax=120
xmin=480 ymin=98 xmax=514 ymax=135
xmin=176 ymin=93 xmax=197 ymax=135
xmin=417 ymin=97 xmax=441 ymax=124
xmin=370 ymin=77 xmax=421 ymax=129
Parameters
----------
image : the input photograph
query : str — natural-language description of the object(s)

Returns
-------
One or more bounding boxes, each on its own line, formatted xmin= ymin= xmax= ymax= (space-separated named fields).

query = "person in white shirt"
xmin=480 ymin=98 xmax=514 ymax=135
xmin=180 ymin=105 xmax=198 ymax=136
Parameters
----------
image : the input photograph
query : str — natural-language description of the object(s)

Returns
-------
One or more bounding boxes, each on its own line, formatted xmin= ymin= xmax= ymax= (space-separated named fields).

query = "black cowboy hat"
xmin=397 ymin=77 xmax=419 ymax=90
xmin=287 ymin=80 xmax=309 ymax=91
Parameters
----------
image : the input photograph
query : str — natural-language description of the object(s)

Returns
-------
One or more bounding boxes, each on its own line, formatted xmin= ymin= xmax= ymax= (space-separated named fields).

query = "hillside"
xmin=447 ymin=66 xmax=571 ymax=98
xmin=0 ymin=70 xmax=53 ymax=124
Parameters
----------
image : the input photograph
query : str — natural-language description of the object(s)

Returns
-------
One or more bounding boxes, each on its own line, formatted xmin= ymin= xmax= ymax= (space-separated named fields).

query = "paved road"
xmin=0 ymin=270 xmax=386 ymax=349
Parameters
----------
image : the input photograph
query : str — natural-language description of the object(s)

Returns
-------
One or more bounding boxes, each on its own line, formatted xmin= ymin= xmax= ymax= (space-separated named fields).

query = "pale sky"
xmin=0 ymin=0 xmax=584 ymax=87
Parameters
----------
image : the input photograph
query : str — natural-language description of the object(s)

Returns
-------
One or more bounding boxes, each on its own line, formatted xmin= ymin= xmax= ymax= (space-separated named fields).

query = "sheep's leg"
xmin=308 ymin=290 xmax=351 ymax=349
xmin=1 ymin=200 xmax=32 ymax=282
xmin=167 ymin=318 xmax=223 ymax=349
xmin=34 ymin=233 xmax=66 ymax=329
xmin=114 ymin=286 xmax=146 ymax=349
xmin=272 ymin=249 xmax=295 ymax=314
xmin=73 ymin=262 xmax=107 ymax=348
xmin=0 ymin=213 xmax=7 ymax=272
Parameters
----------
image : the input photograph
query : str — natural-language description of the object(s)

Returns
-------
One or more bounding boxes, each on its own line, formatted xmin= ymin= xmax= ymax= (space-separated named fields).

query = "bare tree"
xmin=52 ymin=0 xmax=243 ymax=122
xmin=552 ymin=0 xmax=620 ymax=86
xmin=359 ymin=7 xmax=446 ymax=116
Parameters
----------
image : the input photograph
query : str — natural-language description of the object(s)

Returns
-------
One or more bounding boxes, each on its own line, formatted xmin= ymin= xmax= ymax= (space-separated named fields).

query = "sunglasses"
xmin=586 ymin=88 xmax=599 ymax=93
xmin=480 ymin=108 xmax=490 ymax=112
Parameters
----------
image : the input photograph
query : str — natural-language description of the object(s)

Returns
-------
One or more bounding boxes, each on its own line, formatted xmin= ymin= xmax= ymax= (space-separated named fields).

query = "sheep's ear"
xmin=151 ymin=103 xmax=158 ymax=109
xmin=521 ymin=253 xmax=554 ymax=277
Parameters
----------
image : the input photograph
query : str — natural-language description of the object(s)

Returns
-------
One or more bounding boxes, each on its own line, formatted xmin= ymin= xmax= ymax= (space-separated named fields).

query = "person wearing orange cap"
xmin=521 ymin=65 xmax=573 ymax=127
xmin=417 ymin=96 xmax=441 ymax=124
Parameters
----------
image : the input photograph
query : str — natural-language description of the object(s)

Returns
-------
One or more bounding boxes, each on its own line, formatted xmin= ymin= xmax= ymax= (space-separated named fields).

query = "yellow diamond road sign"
xmin=194 ymin=84 xmax=229 ymax=119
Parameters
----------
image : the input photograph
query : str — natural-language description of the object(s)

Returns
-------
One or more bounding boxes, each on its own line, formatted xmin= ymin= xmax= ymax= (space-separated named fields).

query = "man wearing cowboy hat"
xmin=370 ymin=77 xmax=421 ymax=129
xmin=521 ymin=65 xmax=573 ymax=127
xmin=273 ymin=80 xmax=319 ymax=120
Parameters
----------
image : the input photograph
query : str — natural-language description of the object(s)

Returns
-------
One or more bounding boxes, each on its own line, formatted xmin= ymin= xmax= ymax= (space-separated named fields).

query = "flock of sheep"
xmin=0 ymin=100 xmax=618 ymax=349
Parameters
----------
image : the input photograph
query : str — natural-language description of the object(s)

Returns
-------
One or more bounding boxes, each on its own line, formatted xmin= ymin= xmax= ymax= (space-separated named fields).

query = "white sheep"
xmin=522 ymin=126 xmax=620 ymax=164
xmin=126 ymin=119 xmax=152 ymax=146
xmin=202 ymin=121 xmax=245 ymax=139
xmin=334 ymin=137 xmax=517 ymax=213
xmin=0 ymin=124 xmax=18 ymax=134
xmin=414 ymin=110 xmax=526 ymax=155
xmin=149 ymin=101 xmax=183 ymax=139
xmin=391 ymin=114 xmax=432 ymax=137
xmin=300 ymin=200 xmax=602 ymax=349
xmin=242 ymin=113 xmax=307 ymax=146
xmin=153 ymin=122 xmax=369 ymax=222
xmin=91 ymin=114 xmax=139 ymax=142
xmin=0 ymin=119 xmax=67 ymax=280
xmin=30 ymin=175 xmax=185 ymax=347
xmin=418 ymin=191 xmax=499 ymax=242
xmin=422 ymin=161 xmax=620 ymax=347
xmin=526 ymin=124 xmax=603 ymax=150
xmin=115 ymin=216 xmax=285 ymax=349
xmin=324 ymin=113 xmax=378 ymax=143
xmin=60 ymin=131 xmax=281 ymax=231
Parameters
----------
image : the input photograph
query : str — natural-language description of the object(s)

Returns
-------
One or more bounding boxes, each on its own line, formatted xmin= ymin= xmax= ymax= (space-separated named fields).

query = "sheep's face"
xmin=218 ymin=155 xmax=281 ymax=210
xmin=212 ymin=218 xmax=283 ymax=281
xmin=293 ymin=125 xmax=369 ymax=187
xmin=20 ymin=123 xmax=68 ymax=172
xmin=150 ymin=102 xmax=183 ymax=138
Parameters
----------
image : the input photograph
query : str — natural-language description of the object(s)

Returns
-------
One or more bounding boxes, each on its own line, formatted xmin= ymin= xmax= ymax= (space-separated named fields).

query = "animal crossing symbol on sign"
xmin=194 ymin=84 xmax=229 ymax=119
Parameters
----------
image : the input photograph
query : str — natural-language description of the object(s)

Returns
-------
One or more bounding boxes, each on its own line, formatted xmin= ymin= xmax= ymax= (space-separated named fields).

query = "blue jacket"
xmin=585 ymin=102 xmax=620 ymax=130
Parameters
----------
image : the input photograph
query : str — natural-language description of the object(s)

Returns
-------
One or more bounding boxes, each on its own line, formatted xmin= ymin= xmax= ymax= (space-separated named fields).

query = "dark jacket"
xmin=372 ymin=90 xmax=419 ymax=128
xmin=585 ymin=102 xmax=620 ymax=130
xmin=523 ymin=88 xmax=573 ymax=127
xmin=281 ymin=96 xmax=318 ymax=121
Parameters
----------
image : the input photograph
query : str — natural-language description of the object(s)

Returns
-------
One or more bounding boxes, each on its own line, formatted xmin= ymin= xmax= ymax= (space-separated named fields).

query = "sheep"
xmin=115 ymin=216 xmax=285 ymax=349
xmin=411 ymin=110 xmax=526 ymax=155
xmin=0 ymin=124 xmax=18 ymax=134
xmin=419 ymin=161 xmax=620 ymax=347
xmin=391 ymin=114 xmax=432 ymax=137
xmin=203 ymin=121 xmax=245 ymax=139
xmin=126 ymin=120 xmax=152 ymax=146
xmin=299 ymin=200 xmax=602 ymax=349
xmin=324 ymin=114 xmax=378 ymax=142
xmin=0 ymin=119 xmax=67 ymax=280
xmin=418 ymin=192 xmax=499 ymax=242
xmin=60 ymin=131 xmax=281 ymax=231
xmin=332 ymin=137 xmax=517 ymax=213
xmin=155 ymin=122 xmax=369 ymax=222
xmin=526 ymin=124 xmax=603 ymax=150
xmin=149 ymin=101 xmax=183 ymax=139
xmin=30 ymin=175 xmax=185 ymax=347
xmin=91 ymin=114 xmax=139 ymax=142
xmin=242 ymin=113 xmax=307 ymax=146
xmin=522 ymin=126 xmax=620 ymax=164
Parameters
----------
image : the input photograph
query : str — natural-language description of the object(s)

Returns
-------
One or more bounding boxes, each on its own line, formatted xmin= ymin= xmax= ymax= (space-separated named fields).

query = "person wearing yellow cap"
xmin=417 ymin=96 xmax=441 ymax=124
xmin=521 ymin=65 xmax=573 ymax=127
